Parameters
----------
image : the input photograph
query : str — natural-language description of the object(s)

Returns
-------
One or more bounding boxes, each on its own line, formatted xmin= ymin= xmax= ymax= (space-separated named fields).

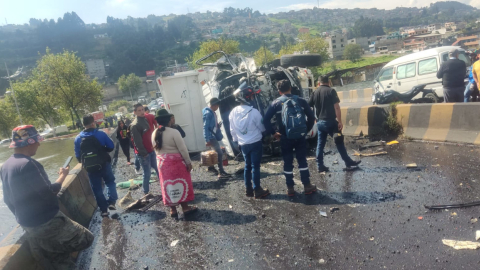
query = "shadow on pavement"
xmin=182 ymin=209 xmax=257 ymax=225
xmin=267 ymin=191 xmax=403 ymax=205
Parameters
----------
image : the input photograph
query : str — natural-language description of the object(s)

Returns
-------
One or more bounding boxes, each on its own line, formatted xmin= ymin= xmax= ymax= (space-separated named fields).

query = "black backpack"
xmin=80 ymin=136 xmax=110 ymax=173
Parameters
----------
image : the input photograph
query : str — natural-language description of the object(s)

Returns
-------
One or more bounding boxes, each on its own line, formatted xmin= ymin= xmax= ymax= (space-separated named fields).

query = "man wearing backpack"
xmin=74 ymin=114 xmax=117 ymax=218
xmin=309 ymin=76 xmax=361 ymax=173
xmin=264 ymin=79 xmax=317 ymax=196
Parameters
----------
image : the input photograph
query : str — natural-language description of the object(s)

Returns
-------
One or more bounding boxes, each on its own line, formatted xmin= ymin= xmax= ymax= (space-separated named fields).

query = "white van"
xmin=374 ymin=46 xmax=471 ymax=97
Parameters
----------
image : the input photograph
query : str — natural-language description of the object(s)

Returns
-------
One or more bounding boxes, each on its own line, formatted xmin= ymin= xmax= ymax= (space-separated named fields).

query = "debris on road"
xmin=319 ymin=259 xmax=326 ymax=264
xmin=406 ymin=163 xmax=418 ymax=168
xmin=425 ymin=200 xmax=480 ymax=210
xmin=229 ymin=205 xmax=233 ymax=209
xmin=442 ymin=239 xmax=480 ymax=250
xmin=471 ymin=218 xmax=478 ymax=224
xmin=434 ymin=146 xmax=439 ymax=150
xmin=330 ymin=207 xmax=340 ymax=213
xmin=116 ymin=178 xmax=155 ymax=189
xmin=267 ymin=162 xmax=281 ymax=166
xmin=228 ymin=259 xmax=234 ymax=262
xmin=170 ymin=240 xmax=179 ymax=247
xmin=353 ymin=150 xmax=387 ymax=157
xmin=119 ymin=191 xmax=134 ymax=208
xmin=386 ymin=140 xmax=399 ymax=145
xmin=432 ymin=164 xmax=440 ymax=167
xmin=125 ymin=194 xmax=162 ymax=211
xmin=333 ymin=160 xmax=339 ymax=164
xmin=319 ymin=211 xmax=327 ymax=217
xmin=451 ymin=212 xmax=457 ymax=216
xmin=359 ymin=141 xmax=385 ymax=150
xmin=476 ymin=231 xmax=480 ymax=241
xmin=418 ymin=216 xmax=423 ymax=220
xmin=369 ymin=236 xmax=374 ymax=241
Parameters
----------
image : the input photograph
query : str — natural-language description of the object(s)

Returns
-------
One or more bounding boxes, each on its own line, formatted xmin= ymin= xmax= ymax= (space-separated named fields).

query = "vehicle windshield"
xmin=442 ymin=51 xmax=471 ymax=66
xmin=376 ymin=67 xmax=393 ymax=82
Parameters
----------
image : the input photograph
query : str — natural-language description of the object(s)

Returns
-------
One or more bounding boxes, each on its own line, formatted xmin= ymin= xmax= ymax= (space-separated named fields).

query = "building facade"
xmin=326 ymin=33 xmax=347 ymax=59
xmin=85 ymin=59 xmax=106 ymax=79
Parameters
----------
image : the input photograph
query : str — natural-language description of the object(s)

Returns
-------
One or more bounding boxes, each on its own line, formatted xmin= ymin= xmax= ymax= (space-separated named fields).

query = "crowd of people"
xmin=437 ymin=48 xmax=480 ymax=102
xmin=0 ymin=77 xmax=361 ymax=268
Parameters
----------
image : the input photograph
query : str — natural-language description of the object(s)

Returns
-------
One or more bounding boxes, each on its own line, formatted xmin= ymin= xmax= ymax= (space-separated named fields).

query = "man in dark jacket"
xmin=1 ymin=125 xmax=93 ymax=269
xmin=263 ymin=79 xmax=317 ymax=196
xmin=436 ymin=48 xmax=467 ymax=103
xmin=74 ymin=114 xmax=117 ymax=217
xmin=309 ymin=76 xmax=361 ymax=173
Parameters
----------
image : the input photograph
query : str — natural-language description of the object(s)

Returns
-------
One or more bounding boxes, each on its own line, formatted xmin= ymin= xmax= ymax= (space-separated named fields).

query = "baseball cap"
xmin=10 ymin=125 xmax=44 ymax=148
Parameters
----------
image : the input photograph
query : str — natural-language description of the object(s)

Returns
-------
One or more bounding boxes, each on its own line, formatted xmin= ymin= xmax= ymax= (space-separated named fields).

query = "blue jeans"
xmin=87 ymin=162 xmax=118 ymax=212
xmin=140 ymin=151 xmax=158 ymax=194
xmin=280 ymin=136 xmax=310 ymax=187
xmin=241 ymin=140 xmax=263 ymax=190
xmin=134 ymin=153 xmax=140 ymax=171
xmin=464 ymin=82 xmax=479 ymax=102
xmin=316 ymin=120 xmax=353 ymax=168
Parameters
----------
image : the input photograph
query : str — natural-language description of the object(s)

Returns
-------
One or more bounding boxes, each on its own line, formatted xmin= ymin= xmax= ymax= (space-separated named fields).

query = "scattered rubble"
xmin=442 ymin=239 xmax=480 ymax=250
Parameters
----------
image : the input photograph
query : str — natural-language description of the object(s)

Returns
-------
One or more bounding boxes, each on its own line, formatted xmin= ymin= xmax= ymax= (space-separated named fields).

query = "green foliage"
xmin=32 ymin=49 xmax=103 ymax=125
xmin=253 ymin=47 xmax=276 ymax=66
xmin=343 ymin=44 xmax=363 ymax=63
xmin=109 ymin=100 xmax=131 ymax=112
xmin=353 ymin=17 xmax=385 ymax=37
xmin=117 ymin=74 xmax=142 ymax=101
xmin=10 ymin=79 xmax=64 ymax=128
xmin=383 ymin=103 xmax=403 ymax=138
xmin=278 ymin=34 xmax=329 ymax=65
xmin=317 ymin=55 xmax=400 ymax=75
xmin=187 ymin=39 xmax=240 ymax=68
xmin=0 ymin=99 xmax=18 ymax=138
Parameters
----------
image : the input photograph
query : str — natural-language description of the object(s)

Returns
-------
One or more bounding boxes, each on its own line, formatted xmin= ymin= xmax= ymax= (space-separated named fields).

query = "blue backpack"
xmin=279 ymin=95 xmax=307 ymax=139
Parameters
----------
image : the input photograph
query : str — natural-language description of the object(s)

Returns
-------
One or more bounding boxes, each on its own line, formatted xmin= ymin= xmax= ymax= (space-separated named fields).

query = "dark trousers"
xmin=280 ymin=136 xmax=310 ymax=187
xmin=316 ymin=120 xmax=353 ymax=168
xmin=87 ymin=162 xmax=118 ymax=212
xmin=241 ymin=140 xmax=263 ymax=190
xmin=443 ymin=87 xmax=464 ymax=103
xmin=119 ymin=140 xmax=130 ymax=162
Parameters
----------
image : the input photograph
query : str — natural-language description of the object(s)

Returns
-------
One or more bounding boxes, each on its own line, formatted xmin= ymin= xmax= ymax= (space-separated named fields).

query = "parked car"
xmin=0 ymin=139 xmax=11 ymax=146
xmin=157 ymin=51 xmax=321 ymax=155
xmin=40 ymin=125 xmax=69 ymax=138
xmin=138 ymin=96 xmax=147 ymax=104
xmin=374 ymin=46 xmax=470 ymax=98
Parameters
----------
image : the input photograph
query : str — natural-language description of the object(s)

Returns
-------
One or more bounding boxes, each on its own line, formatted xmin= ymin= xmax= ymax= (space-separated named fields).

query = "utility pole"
xmin=4 ymin=62 xmax=23 ymax=125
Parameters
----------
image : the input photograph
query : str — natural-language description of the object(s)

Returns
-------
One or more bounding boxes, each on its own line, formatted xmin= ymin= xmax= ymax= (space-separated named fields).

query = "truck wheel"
xmin=269 ymin=58 xmax=281 ymax=67
xmin=424 ymin=93 xmax=438 ymax=103
xmin=280 ymin=54 xmax=322 ymax=67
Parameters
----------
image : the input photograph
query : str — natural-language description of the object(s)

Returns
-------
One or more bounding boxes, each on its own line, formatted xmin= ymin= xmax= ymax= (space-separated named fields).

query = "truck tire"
xmin=424 ymin=93 xmax=438 ymax=103
xmin=280 ymin=54 xmax=322 ymax=67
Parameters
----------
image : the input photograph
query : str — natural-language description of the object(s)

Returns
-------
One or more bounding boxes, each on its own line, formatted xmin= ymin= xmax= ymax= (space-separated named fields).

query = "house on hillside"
xmin=452 ymin=35 xmax=479 ymax=49
xmin=325 ymin=33 xmax=347 ymax=59
xmin=298 ymin=27 xmax=309 ymax=34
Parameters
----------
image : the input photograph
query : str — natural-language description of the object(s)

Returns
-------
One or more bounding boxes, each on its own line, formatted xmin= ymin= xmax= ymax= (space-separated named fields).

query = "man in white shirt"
xmin=229 ymin=86 xmax=270 ymax=199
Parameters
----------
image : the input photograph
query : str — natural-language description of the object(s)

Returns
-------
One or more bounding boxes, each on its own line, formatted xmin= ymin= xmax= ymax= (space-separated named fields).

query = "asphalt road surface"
xmin=77 ymin=138 xmax=480 ymax=270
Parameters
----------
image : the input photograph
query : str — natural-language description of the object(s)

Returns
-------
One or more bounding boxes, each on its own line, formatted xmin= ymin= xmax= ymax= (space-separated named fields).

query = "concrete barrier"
xmin=337 ymin=88 xmax=375 ymax=104
xmin=0 ymin=165 xmax=97 ymax=270
xmin=341 ymin=103 xmax=480 ymax=145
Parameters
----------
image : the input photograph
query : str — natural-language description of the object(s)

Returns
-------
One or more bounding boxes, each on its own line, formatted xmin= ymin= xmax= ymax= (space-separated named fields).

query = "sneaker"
xmin=346 ymin=160 xmax=361 ymax=168
xmin=304 ymin=184 xmax=317 ymax=195
xmin=218 ymin=172 xmax=231 ymax=179
xmin=287 ymin=186 xmax=295 ymax=197
xmin=135 ymin=169 xmax=142 ymax=175
xmin=108 ymin=203 xmax=116 ymax=211
xmin=101 ymin=211 xmax=109 ymax=218
xmin=246 ymin=187 xmax=254 ymax=197
xmin=254 ymin=188 xmax=270 ymax=199
xmin=318 ymin=165 xmax=330 ymax=173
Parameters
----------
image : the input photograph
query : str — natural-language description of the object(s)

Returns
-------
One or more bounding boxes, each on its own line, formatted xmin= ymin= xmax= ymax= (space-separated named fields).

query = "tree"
xmin=0 ymin=100 xmax=18 ymax=138
xmin=32 ymin=49 xmax=103 ymax=127
xmin=10 ymin=79 xmax=64 ymax=133
xmin=109 ymin=99 xmax=131 ymax=112
xmin=278 ymin=34 xmax=329 ymax=66
xmin=118 ymin=73 xmax=142 ymax=102
xmin=253 ymin=46 xmax=276 ymax=66
xmin=343 ymin=44 xmax=363 ymax=63
xmin=187 ymin=38 xmax=240 ymax=68
xmin=353 ymin=17 xmax=385 ymax=37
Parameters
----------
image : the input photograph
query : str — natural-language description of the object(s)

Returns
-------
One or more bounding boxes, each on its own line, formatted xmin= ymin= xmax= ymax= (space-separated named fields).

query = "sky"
xmin=1 ymin=0 xmax=479 ymax=25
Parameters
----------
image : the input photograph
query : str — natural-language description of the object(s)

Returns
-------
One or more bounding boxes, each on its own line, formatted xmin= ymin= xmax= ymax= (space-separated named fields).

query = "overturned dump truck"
xmin=157 ymin=51 xmax=321 ymax=156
